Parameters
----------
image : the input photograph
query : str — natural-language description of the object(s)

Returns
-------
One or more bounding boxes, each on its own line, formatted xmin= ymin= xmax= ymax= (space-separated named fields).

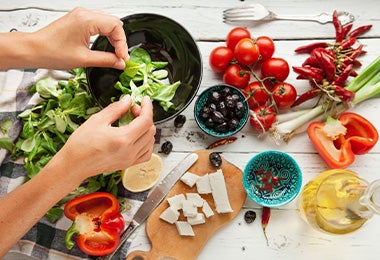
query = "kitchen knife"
xmin=97 ymin=152 xmax=199 ymax=260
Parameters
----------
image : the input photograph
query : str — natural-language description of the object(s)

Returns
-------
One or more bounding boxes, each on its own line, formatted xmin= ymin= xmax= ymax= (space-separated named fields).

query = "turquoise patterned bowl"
xmin=243 ymin=150 xmax=302 ymax=207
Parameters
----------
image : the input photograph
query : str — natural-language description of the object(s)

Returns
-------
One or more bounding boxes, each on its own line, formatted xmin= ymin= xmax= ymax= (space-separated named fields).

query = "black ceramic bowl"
xmin=86 ymin=13 xmax=202 ymax=124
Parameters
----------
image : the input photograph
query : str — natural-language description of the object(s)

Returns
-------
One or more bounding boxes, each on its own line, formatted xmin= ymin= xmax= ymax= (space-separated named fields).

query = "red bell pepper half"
xmin=308 ymin=112 xmax=378 ymax=169
xmin=64 ymin=192 xmax=125 ymax=256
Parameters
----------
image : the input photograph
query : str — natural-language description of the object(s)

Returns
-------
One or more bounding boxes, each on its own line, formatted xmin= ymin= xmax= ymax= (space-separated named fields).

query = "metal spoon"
xmin=223 ymin=3 xmax=355 ymax=25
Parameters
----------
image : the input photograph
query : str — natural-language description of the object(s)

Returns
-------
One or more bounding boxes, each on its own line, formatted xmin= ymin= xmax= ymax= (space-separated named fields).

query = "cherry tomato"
xmin=226 ymin=27 xmax=251 ymax=51
xmin=249 ymin=106 xmax=277 ymax=132
xmin=272 ymin=82 xmax=297 ymax=109
xmin=261 ymin=57 xmax=290 ymax=82
xmin=256 ymin=36 xmax=275 ymax=62
xmin=223 ymin=64 xmax=250 ymax=89
xmin=209 ymin=46 xmax=234 ymax=73
xmin=234 ymin=38 xmax=260 ymax=66
xmin=244 ymin=81 xmax=270 ymax=109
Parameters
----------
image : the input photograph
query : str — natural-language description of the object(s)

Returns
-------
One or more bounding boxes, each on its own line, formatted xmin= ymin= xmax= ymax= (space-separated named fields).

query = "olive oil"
xmin=299 ymin=170 xmax=371 ymax=234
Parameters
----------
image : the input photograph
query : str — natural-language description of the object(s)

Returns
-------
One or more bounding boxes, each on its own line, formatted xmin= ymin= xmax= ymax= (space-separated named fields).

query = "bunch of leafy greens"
xmin=114 ymin=47 xmax=181 ymax=125
xmin=9 ymin=68 xmax=124 ymax=223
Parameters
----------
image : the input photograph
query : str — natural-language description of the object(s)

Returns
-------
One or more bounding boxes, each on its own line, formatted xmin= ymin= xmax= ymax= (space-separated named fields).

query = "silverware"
xmin=97 ymin=152 xmax=199 ymax=260
xmin=223 ymin=3 xmax=355 ymax=25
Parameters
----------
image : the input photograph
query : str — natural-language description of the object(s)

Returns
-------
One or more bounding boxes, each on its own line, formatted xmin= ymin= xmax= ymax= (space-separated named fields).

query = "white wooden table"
xmin=1 ymin=0 xmax=380 ymax=259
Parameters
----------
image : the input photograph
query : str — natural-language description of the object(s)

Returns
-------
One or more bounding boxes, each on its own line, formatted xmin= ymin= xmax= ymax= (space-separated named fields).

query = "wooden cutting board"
xmin=126 ymin=150 xmax=247 ymax=260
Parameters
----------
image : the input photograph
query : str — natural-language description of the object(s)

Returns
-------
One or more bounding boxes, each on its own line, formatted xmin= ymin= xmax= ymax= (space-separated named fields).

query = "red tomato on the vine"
xmin=226 ymin=27 xmax=251 ymax=51
xmin=244 ymin=81 xmax=270 ymax=109
xmin=223 ymin=64 xmax=250 ymax=89
xmin=234 ymin=38 xmax=260 ymax=66
xmin=249 ymin=106 xmax=277 ymax=132
xmin=272 ymin=82 xmax=297 ymax=109
xmin=261 ymin=57 xmax=290 ymax=82
xmin=256 ymin=36 xmax=275 ymax=62
xmin=209 ymin=46 xmax=234 ymax=73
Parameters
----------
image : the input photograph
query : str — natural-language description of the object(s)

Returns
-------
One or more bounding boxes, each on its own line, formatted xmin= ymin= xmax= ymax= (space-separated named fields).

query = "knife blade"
xmin=97 ymin=152 xmax=199 ymax=260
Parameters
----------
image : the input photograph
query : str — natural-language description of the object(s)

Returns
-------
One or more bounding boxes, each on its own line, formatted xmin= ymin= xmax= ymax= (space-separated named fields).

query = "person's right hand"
xmin=58 ymin=95 xmax=156 ymax=181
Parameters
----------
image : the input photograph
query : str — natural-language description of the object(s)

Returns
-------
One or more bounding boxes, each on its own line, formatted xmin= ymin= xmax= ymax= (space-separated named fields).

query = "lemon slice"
xmin=122 ymin=153 xmax=163 ymax=192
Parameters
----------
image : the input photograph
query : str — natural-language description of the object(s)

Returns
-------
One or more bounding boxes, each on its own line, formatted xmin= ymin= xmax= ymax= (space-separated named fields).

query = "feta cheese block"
xmin=186 ymin=193 xmax=204 ymax=207
xmin=180 ymin=171 xmax=199 ymax=187
xmin=175 ymin=221 xmax=195 ymax=236
xmin=167 ymin=194 xmax=186 ymax=211
xmin=202 ymin=200 xmax=214 ymax=218
xmin=159 ymin=206 xmax=180 ymax=224
xmin=187 ymin=213 xmax=206 ymax=225
xmin=209 ymin=169 xmax=233 ymax=213
xmin=182 ymin=199 xmax=198 ymax=217
xmin=196 ymin=174 xmax=212 ymax=194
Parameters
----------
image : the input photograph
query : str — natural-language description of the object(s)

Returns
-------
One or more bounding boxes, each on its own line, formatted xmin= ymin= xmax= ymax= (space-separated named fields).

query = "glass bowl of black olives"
xmin=194 ymin=84 xmax=249 ymax=138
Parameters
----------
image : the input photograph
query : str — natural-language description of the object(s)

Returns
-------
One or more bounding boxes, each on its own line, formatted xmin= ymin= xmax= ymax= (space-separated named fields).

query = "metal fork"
xmin=223 ymin=4 xmax=355 ymax=25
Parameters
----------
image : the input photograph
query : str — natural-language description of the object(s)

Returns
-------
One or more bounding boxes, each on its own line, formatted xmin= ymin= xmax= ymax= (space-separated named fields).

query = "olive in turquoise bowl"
xmin=194 ymin=84 xmax=249 ymax=138
xmin=243 ymin=150 xmax=302 ymax=208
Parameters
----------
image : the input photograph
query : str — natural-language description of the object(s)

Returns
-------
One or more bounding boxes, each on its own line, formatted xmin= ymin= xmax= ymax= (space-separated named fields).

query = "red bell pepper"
xmin=308 ymin=112 xmax=378 ymax=169
xmin=64 ymin=192 xmax=125 ymax=256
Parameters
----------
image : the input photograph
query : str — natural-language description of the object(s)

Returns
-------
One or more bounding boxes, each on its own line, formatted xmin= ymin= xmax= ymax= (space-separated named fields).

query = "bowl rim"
xmin=194 ymin=83 xmax=249 ymax=138
xmin=242 ymin=150 xmax=302 ymax=207
xmin=86 ymin=13 xmax=203 ymax=125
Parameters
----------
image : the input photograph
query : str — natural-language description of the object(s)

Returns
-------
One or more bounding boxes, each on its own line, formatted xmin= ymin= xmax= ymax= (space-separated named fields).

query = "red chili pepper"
xmin=340 ymin=37 xmax=357 ymax=50
xmin=291 ymin=88 xmax=320 ymax=107
xmin=261 ymin=206 xmax=271 ymax=246
xmin=302 ymin=55 xmax=320 ymax=68
xmin=333 ymin=85 xmax=355 ymax=102
xmin=64 ymin=192 xmax=125 ymax=256
xmin=342 ymin=44 xmax=364 ymax=66
xmin=342 ymin=23 xmax=353 ymax=38
xmin=332 ymin=63 xmax=353 ymax=86
xmin=333 ymin=10 xmax=344 ymax=42
xmin=319 ymin=51 xmax=336 ymax=81
xmin=294 ymin=42 xmax=328 ymax=53
xmin=207 ymin=136 xmax=237 ymax=149
xmin=307 ymin=113 xmax=378 ymax=168
xmin=347 ymin=25 xmax=372 ymax=38
xmin=292 ymin=66 xmax=324 ymax=83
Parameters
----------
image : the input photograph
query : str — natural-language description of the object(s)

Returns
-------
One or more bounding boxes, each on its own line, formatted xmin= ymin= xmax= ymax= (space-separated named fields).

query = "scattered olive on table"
xmin=244 ymin=210 xmax=257 ymax=224
xmin=160 ymin=141 xmax=173 ymax=155
xmin=209 ymin=152 xmax=222 ymax=167
xmin=200 ymin=86 xmax=245 ymax=133
xmin=174 ymin=114 xmax=186 ymax=128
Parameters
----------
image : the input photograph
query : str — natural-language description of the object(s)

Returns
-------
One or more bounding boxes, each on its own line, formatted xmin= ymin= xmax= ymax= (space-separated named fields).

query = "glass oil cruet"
xmin=298 ymin=169 xmax=380 ymax=234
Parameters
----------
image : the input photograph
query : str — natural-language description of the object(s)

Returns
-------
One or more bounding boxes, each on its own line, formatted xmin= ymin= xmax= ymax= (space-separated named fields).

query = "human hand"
xmin=33 ymin=7 xmax=128 ymax=70
xmin=58 ymin=95 xmax=156 ymax=180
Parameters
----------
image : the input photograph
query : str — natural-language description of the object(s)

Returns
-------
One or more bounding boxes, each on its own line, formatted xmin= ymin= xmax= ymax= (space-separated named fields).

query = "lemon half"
xmin=122 ymin=153 xmax=163 ymax=192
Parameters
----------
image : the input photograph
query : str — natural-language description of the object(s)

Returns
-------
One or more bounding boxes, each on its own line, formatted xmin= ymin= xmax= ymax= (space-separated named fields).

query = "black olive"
xmin=211 ymin=110 xmax=225 ymax=124
xmin=208 ymin=91 xmax=221 ymax=103
xmin=217 ymin=101 xmax=228 ymax=117
xmin=225 ymin=96 xmax=236 ymax=109
xmin=214 ymin=122 xmax=228 ymax=133
xmin=228 ymin=118 xmax=239 ymax=130
xmin=160 ymin=141 xmax=173 ymax=155
xmin=220 ymin=87 xmax=232 ymax=97
xmin=209 ymin=152 xmax=222 ymax=167
xmin=235 ymin=101 xmax=245 ymax=118
xmin=244 ymin=210 xmax=257 ymax=224
xmin=231 ymin=93 xmax=240 ymax=102
xmin=174 ymin=115 xmax=186 ymax=128
xmin=204 ymin=117 xmax=215 ymax=127
xmin=209 ymin=103 xmax=217 ymax=111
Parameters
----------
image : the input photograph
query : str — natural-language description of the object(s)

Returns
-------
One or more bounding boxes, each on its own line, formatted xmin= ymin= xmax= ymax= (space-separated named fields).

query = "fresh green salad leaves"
xmin=10 ymin=68 xmax=123 ymax=222
xmin=114 ymin=47 xmax=181 ymax=117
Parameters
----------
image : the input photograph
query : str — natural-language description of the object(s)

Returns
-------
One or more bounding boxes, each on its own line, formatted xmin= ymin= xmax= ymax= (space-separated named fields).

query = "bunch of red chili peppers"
xmin=291 ymin=10 xmax=372 ymax=107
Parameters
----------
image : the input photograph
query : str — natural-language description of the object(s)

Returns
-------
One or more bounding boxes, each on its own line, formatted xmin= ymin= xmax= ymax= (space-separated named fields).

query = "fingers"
xmin=86 ymin=50 xmax=126 ymax=70
xmin=94 ymin=95 xmax=132 ymax=125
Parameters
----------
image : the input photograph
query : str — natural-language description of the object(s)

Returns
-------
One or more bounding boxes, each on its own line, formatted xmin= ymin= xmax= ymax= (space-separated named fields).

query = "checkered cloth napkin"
xmin=0 ymin=69 xmax=149 ymax=260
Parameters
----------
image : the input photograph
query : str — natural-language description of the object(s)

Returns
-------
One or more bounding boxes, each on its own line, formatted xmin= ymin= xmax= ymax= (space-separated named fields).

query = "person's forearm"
xmin=0 ymin=150 xmax=84 ymax=257
xmin=0 ymin=31 xmax=41 ymax=70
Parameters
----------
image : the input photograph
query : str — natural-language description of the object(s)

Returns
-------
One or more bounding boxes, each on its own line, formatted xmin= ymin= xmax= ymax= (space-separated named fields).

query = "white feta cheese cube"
xmin=196 ymin=174 xmax=212 ymax=194
xmin=159 ymin=206 xmax=180 ymax=224
xmin=182 ymin=199 xmax=198 ymax=217
xmin=186 ymin=193 xmax=204 ymax=207
xmin=180 ymin=171 xmax=199 ymax=187
xmin=202 ymin=200 xmax=214 ymax=218
xmin=209 ymin=169 xmax=233 ymax=213
xmin=175 ymin=221 xmax=195 ymax=236
xmin=187 ymin=213 xmax=206 ymax=225
xmin=167 ymin=194 xmax=186 ymax=211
